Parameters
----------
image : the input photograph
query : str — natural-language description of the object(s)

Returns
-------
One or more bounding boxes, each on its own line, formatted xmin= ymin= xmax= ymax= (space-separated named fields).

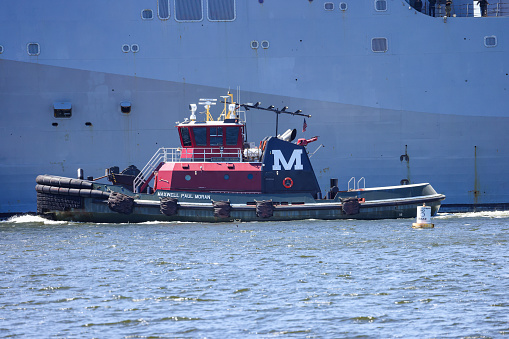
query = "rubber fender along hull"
xmin=43 ymin=194 xmax=444 ymax=223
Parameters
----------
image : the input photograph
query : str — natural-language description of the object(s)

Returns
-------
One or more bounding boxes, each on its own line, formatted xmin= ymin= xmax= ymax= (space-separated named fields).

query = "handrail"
xmin=133 ymin=147 xmax=244 ymax=193
xmin=357 ymin=177 xmax=365 ymax=190
xmin=406 ymin=0 xmax=508 ymax=17
xmin=348 ymin=177 xmax=356 ymax=191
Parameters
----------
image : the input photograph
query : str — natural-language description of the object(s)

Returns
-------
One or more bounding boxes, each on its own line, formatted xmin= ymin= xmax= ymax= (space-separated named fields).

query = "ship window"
xmin=251 ymin=40 xmax=259 ymax=49
xmin=131 ymin=44 xmax=139 ymax=53
xmin=371 ymin=37 xmax=388 ymax=52
xmin=158 ymin=0 xmax=170 ymax=19
xmin=175 ymin=0 xmax=203 ymax=21
xmin=141 ymin=9 xmax=153 ymax=20
xmin=247 ymin=173 xmax=253 ymax=180
xmin=324 ymin=2 xmax=334 ymax=10
xmin=208 ymin=0 xmax=235 ymax=21
xmin=0 ymin=45 xmax=3 ymax=54
xmin=225 ymin=127 xmax=239 ymax=146
xmin=224 ymin=174 xmax=230 ymax=180
xmin=210 ymin=127 xmax=224 ymax=146
xmin=339 ymin=2 xmax=347 ymax=11
xmin=261 ymin=40 xmax=270 ymax=49
xmin=193 ymin=127 xmax=207 ymax=146
xmin=180 ymin=127 xmax=192 ymax=146
xmin=375 ymin=0 xmax=387 ymax=11
xmin=53 ymin=102 xmax=72 ymax=118
xmin=484 ymin=36 xmax=497 ymax=47
xmin=27 ymin=43 xmax=40 ymax=56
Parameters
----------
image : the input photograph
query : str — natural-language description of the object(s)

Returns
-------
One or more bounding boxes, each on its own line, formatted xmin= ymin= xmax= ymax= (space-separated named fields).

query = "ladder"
xmin=133 ymin=148 xmax=175 ymax=193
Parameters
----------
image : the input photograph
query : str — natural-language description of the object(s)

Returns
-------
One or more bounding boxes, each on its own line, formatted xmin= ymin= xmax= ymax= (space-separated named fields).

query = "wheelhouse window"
xmin=180 ymin=127 xmax=192 ymax=146
xmin=225 ymin=126 xmax=240 ymax=146
xmin=193 ymin=127 xmax=207 ymax=146
xmin=210 ymin=127 xmax=223 ymax=146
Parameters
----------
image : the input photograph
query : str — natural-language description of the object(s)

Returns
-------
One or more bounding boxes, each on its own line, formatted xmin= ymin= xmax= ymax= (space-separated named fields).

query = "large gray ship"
xmin=1 ymin=0 xmax=508 ymax=216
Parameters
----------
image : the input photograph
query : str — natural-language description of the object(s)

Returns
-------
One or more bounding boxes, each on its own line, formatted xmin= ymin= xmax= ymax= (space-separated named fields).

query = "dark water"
xmin=1 ymin=213 xmax=508 ymax=338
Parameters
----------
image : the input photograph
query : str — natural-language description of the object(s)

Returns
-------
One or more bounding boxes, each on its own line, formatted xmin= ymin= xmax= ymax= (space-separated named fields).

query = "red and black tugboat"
xmin=36 ymin=92 xmax=445 ymax=223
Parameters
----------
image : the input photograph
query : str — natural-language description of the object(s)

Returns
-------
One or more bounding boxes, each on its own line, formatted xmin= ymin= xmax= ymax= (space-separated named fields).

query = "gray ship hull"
xmin=1 ymin=1 xmax=508 ymax=215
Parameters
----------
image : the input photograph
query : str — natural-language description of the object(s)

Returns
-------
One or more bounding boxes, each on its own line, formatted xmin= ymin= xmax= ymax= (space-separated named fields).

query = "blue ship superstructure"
xmin=0 ymin=0 xmax=508 ymax=215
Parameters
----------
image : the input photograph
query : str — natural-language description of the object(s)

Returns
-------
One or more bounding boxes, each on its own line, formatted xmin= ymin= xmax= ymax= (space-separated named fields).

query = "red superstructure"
xmin=149 ymin=95 xmax=264 ymax=193
xmin=154 ymin=162 xmax=262 ymax=193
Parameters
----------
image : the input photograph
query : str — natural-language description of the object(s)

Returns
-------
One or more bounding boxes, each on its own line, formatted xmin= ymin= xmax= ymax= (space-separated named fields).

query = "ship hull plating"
xmin=1 ymin=1 xmax=508 ymax=214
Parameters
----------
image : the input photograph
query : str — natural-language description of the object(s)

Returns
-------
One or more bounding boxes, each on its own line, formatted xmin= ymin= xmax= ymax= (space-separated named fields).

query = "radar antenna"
xmin=240 ymin=102 xmax=311 ymax=136
xmin=198 ymin=98 xmax=217 ymax=121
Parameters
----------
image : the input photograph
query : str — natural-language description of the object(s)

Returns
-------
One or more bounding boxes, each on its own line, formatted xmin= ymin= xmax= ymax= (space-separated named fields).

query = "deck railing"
xmin=407 ymin=0 xmax=508 ymax=17
xmin=133 ymin=147 xmax=243 ymax=193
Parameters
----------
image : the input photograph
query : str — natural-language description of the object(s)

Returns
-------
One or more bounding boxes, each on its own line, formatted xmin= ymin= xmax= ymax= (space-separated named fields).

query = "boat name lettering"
xmin=157 ymin=192 xmax=210 ymax=200
xmin=272 ymin=149 xmax=303 ymax=171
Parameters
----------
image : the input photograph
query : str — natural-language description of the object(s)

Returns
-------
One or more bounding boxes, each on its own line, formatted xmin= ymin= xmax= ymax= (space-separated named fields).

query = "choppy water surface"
xmin=1 ymin=213 xmax=508 ymax=338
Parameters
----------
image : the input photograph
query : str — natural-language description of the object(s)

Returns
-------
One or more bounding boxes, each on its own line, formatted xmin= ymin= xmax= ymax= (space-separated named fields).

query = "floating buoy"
xmin=412 ymin=204 xmax=434 ymax=228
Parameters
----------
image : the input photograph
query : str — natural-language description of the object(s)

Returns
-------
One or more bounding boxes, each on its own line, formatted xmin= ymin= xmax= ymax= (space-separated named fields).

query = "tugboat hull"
xmin=36 ymin=176 xmax=444 ymax=223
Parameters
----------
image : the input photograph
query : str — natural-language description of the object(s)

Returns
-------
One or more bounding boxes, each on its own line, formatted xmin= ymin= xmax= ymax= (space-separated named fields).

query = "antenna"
xmin=240 ymin=102 xmax=311 ymax=136
xmin=189 ymin=103 xmax=197 ymax=121
xmin=198 ymin=98 xmax=217 ymax=121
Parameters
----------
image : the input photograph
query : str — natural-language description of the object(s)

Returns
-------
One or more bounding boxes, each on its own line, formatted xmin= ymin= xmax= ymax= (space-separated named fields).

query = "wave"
xmin=435 ymin=210 xmax=509 ymax=219
xmin=1 ymin=214 xmax=68 ymax=225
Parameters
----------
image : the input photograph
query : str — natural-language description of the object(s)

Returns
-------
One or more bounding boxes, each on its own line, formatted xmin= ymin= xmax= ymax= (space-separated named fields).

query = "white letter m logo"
xmin=272 ymin=149 xmax=303 ymax=171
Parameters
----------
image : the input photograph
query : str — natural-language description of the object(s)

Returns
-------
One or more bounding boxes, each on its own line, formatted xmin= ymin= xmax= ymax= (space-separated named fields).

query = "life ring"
xmin=283 ymin=177 xmax=293 ymax=188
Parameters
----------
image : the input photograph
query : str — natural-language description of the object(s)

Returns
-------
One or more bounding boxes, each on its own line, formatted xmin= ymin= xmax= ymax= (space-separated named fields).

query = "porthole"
xmin=27 ymin=43 xmax=40 ymax=56
xmin=185 ymin=174 xmax=191 ymax=181
xmin=0 ymin=45 xmax=4 ymax=54
xmin=324 ymin=2 xmax=334 ymax=10
xmin=371 ymin=37 xmax=388 ymax=52
xmin=339 ymin=2 xmax=348 ymax=11
xmin=484 ymin=36 xmax=497 ymax=47
xmin=251 ymin=40 xmax=259 ymax=49
xmin=122 ymin=44 xmax=130 ymax=53
xmin=141 ymin=9 xmax=153 ymax=20
xmin=247 ymin=173 xmax=253 ymax=180
xmin=224 ymin=174 xmax=230 ymax=180
xmin=261 ymin=40 xmax=270 ymax=49
xmin=131 ymin=44 xmax=140 ymax=53
xmin=400 ymin=179 xmax=409 ymax=185
xmin=375 ymin=0 xmax=387 ymax=11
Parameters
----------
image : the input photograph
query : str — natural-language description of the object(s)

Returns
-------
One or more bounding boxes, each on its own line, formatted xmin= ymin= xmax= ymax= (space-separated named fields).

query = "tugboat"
xmin=35 ymin=92 xmax=445 ymax=223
